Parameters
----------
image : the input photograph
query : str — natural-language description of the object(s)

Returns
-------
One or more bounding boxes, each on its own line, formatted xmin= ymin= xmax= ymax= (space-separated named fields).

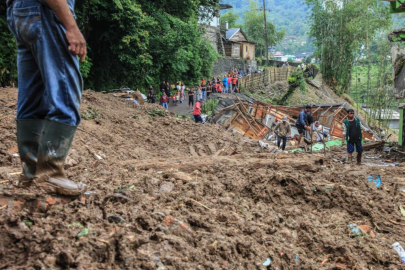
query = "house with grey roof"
xmin=224 ymin=28 xmax=256 ymax=59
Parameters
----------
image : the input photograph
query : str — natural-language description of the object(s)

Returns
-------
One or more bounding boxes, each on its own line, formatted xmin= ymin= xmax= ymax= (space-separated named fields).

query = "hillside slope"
xmin=221 ymin=0 xmax=310 ymax=37
xmin=0 ymin=88 xmax=404 ymax=269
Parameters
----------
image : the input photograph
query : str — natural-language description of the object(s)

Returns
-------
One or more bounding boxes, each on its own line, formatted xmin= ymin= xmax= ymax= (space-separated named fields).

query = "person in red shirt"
xmin=160 ymin=93 xmax=169 ymax=109
xmin=171 ymin=94 xmax=178 ymax=106
xmin=193 ymin=100 xmax=203 ymax=123
xmin=218 ymin=83 xmax=223 ymax=93
xmin=227 ymin=75 xmax=232 ymax=93
xmin=231 ymin=75 xmax=238 ymax=92
xmin=200 ymin=78 xmax=206 ymax=86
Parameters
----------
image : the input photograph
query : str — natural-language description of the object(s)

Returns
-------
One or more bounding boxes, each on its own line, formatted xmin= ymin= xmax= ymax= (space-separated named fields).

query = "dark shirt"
xmin=349 ymin=120 xmax=360 ymax=143
xmin=160 ymin=83 xmax=166 ymax=91
xmin=307 ymin=115 xmax=313 ymax=126
xmin=188 ymin=90 xmax=194 ymax=99
xmin=296 ymin=109 xmax=308 ymax=127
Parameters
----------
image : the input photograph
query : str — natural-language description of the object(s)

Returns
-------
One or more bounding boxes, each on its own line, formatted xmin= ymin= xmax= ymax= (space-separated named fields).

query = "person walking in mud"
xmin=274 ymin=116 xmax=291 ymax=151
xmin=6 ymin=0 xmax=87 ymax=196
xmin=342 ymin=109 xmax=369 ymax=164
xmin=295 ymin=106 xmax=312 ymax=146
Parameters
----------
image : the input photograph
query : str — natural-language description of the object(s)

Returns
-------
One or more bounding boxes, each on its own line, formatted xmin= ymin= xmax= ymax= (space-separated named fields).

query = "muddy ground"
xmin=1 ymin=87 xmax=405 ymax=269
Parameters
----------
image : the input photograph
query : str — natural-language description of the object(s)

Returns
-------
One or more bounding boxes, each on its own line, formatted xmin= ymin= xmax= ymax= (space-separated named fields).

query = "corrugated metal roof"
xmin=226 ymin=28 xmax=240 ymax=40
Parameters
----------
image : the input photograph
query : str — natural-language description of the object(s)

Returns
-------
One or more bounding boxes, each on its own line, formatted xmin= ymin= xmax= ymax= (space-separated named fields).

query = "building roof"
xmin=225 ymin=28 xmax=257 ymax=44
xmin=220 ymin=4 xmax=233 ymax=10
xmin=295 ymin=52 xmax=314 ymax=58
xmin=226 ymin=28 xmax=240 ymax=40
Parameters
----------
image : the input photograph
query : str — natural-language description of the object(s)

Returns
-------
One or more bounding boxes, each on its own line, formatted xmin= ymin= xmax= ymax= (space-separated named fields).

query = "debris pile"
xmin=211 ymin=94 xmax=377 ymax=142
xmin=0 ymin=88 xmax=405 ymax=269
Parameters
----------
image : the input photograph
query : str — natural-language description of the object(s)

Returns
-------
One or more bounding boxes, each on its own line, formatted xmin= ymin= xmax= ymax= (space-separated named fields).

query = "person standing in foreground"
xmin=274 ymin=117 xmax=291 ymax=151
xmin=7 ymin=0 xmax=86 ymax=196
xmin=193 ymin=100 xmax=203 ymax=123
xmin=295 ymin=105 xmax=312 ymax=146
xmin=342 ymin=109 xmax=369 ymax=164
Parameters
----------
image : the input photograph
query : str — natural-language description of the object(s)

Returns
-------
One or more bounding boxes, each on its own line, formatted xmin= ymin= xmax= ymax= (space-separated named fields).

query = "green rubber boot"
xmin=357 ymin=152 xmax=363 ymax=165
xmin=16 ymin=120 xmax=46 ymax=187
xmin=35 ymin=119 xmax=86 ymax=196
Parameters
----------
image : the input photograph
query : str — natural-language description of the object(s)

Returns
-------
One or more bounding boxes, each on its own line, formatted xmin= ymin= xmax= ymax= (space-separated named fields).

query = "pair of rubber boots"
xmin=17 ymin=119 xmax=86 ymax=196
xmin=347 ymin=153 xmax=362 ymax=165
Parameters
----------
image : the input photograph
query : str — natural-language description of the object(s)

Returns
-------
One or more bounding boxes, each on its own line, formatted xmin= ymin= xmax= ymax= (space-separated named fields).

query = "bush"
xmin=288 ymin=70 xmax=306 ymax=93
xmin=201 ymin=99 xmax=219 ymax=116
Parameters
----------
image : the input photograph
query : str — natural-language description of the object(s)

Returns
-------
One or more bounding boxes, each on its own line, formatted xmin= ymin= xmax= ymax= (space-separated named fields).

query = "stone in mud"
xmin=167 ymin=171 xmax=193 ymax=182
xmin=159 ymin=181 xmax=174 ymax=193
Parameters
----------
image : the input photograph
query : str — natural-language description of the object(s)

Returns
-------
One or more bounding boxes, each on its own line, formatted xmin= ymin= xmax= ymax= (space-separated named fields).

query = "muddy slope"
xmin=0 ymin=88 xmax=405 ymax=269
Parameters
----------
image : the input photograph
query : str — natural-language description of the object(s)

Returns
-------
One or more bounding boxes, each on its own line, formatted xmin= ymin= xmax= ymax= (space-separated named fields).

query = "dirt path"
xmin=167 ymin=96 xmax=192 ymax=116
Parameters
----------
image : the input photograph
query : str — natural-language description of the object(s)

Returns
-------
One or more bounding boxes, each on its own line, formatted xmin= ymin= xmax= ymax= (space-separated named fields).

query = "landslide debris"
xmin=0 ymin=88 xmax=404 ymax=269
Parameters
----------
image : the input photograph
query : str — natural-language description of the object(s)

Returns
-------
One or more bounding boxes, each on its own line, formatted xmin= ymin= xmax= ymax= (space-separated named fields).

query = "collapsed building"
xmin=210 ymin=94 xmax=377 ymax=143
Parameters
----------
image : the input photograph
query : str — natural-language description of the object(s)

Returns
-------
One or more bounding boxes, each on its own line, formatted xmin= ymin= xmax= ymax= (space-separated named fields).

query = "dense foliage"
xmin=0 ymin=0 xmax=218 ymax=91
xmin=221 ymin=1 xmax=285 ymax=58
xmin=221 ymin=0 xmax=313 ymax=54
xmin=306 ymin=0 xmax=390 ymax=94
xmin=0 ymin=5 xmax=17 ymax=87
xmin=243 ymin=1 xmax=285 ymax=58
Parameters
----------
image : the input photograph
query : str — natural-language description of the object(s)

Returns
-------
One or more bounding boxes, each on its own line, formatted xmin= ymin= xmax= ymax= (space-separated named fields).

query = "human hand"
xmin=66 ymin=26 xmax=87 ymax=62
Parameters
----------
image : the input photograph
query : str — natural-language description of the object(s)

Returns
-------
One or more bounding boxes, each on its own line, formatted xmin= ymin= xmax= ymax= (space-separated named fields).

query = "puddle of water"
xmin=363 ymin=162 xmax=398 ymax=167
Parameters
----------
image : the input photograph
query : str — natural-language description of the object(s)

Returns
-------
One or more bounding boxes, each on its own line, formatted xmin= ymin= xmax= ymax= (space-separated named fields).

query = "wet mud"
xmin=1 ymin=88 xmax=405 ymax=269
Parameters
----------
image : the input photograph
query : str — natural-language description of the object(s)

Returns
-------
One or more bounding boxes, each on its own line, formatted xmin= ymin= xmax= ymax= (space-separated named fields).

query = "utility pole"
xmin=262 ymin=0 xmax=269 ymax=66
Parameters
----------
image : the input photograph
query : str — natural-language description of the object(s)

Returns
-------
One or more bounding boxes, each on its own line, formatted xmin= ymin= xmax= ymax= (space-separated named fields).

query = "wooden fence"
xmin=239 ymin=66 xmax=297 ymax=90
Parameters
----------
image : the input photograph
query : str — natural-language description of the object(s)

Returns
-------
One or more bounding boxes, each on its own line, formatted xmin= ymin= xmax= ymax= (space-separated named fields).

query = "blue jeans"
xmin=7 ymin=0 xmax=83 ymax=126
xmin=224 ymin=84 xmax=229 ymax=93
xmin=347 ymin=141 xmax=363 ymax=154
xmin=194 ymin=115 xmax=203 ymax=123
xmin=202 ymin=91 xmax=206 ymax=100
xmin=277 ymin=136 xmax=287 ymax=150
xmin=162 ymin=102 xmax=168 ymax=109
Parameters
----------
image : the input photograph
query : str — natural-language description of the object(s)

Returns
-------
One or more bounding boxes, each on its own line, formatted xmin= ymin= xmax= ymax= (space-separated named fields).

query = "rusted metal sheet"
xmin=212 ymin=98 xmax=377 ymax=141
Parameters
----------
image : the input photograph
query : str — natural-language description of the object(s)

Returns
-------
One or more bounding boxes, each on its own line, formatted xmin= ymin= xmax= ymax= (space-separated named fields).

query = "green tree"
xmin=0 ymin=0 xmax=218 ymax=91
xmin=306 ymin=0 xmax=390 ymax=94
xmin=243 ymin=1 xmax=285 ymax=58
xmin=220 ymin=11 xmax=241 ymax=28
xmin=0 ymin=5 xmax=17 ymax=86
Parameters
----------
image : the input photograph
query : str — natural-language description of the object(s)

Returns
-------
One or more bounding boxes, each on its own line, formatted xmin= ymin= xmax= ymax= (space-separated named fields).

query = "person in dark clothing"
xmin=295 ymin=105 xmax=312 ymax=145
xmin=147 ymin=86 xmax=154 ymax=103
xmin=165 ymin=82 xmax=171 ymax=97
xmin=342 ymin=109 xmax=369 ymax=164
xmin=188 ymin=88 xmax=195 ymax=109
xmin=207 ymin=81 xmax=212 ymax=98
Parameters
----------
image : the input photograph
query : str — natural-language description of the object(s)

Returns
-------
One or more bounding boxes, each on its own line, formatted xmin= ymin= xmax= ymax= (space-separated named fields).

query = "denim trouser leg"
xmin=7 ymin=0 xmax=83 ymax=126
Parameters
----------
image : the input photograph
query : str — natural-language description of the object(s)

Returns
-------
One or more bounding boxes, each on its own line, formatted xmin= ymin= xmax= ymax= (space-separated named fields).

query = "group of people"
xmin=273 ymin=106 xmax=367 ymax=165
xmin=146 ymin=67 xmax=249 ymax=110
